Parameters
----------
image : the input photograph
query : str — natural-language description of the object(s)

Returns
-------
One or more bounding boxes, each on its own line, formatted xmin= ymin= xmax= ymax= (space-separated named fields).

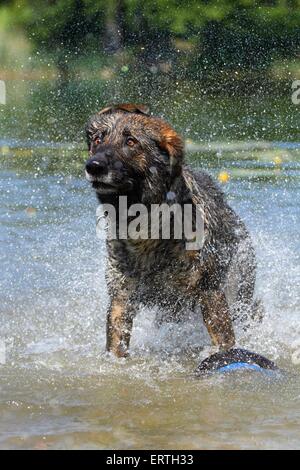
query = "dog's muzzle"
xmin=85 ymin=151 xmax=132 ymax=193
xmin=85 ymin=151 xmax=110 ymax=177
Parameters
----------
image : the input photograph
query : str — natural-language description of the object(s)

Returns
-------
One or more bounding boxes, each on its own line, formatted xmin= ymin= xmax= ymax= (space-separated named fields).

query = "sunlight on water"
xmin=0 ymin=150 xmax=300 ymax=448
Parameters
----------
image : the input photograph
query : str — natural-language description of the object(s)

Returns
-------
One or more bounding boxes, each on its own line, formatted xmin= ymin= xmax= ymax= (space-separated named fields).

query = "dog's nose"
xmin=85 ymin=154 xmax=108 ymax=176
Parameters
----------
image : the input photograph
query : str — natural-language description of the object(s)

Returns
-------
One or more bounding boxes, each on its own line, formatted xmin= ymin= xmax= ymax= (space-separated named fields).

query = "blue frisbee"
xmin=195 ymin=348 xmax=278 ymax=376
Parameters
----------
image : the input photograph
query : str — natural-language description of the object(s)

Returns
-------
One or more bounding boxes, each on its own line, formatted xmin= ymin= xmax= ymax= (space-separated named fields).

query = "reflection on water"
xmin=1 ymin=78 xmax=299 ymax=143
xmin=0 ymin=80 xmax=300 ymax=449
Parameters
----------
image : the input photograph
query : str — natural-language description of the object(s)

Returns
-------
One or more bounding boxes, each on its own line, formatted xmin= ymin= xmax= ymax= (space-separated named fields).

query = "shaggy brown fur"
xmin=85 ymin=103 xmax=262 ymax=358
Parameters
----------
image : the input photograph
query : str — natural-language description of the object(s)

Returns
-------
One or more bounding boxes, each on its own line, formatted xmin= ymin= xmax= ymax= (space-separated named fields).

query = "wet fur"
xmin=85 ymin=104 xmax=262 ymax=357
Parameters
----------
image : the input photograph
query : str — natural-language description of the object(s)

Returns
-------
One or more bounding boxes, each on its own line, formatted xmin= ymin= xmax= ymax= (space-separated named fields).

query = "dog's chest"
xmin=109 ymin=239 xmax=203 ymax=300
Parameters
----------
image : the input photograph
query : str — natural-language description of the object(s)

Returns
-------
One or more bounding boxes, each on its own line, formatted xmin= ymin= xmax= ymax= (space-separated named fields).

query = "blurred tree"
xmin=21 ymin=0 xmax=105 ymax=80
xmin=1 ymin=0 xmax=299 ymax=77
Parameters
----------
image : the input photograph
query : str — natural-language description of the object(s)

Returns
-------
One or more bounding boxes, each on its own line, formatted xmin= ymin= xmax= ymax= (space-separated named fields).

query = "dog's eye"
xmin=126 ymin=137 xmax=136 ymax=147
xmin=94 ymin=137 xmax=101 ymax=145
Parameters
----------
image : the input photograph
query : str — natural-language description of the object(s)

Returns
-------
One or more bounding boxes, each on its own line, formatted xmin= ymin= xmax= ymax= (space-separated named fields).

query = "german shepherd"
xmin=85 ymin=103 xmax=262 ymax=358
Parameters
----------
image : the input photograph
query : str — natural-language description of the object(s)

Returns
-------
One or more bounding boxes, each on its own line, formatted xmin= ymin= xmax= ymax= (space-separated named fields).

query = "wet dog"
xmin=85 ymin=103 xmax=262 ymax=358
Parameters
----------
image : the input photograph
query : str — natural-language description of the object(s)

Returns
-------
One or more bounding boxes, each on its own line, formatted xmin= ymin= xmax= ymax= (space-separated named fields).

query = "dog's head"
xmin=85 ymin=103 xmax=184 ymax=203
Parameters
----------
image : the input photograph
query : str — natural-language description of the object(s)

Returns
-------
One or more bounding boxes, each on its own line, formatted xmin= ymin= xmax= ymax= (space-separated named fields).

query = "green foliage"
xmin=1 ymin=0 xmax=300 ymax=72
xmin=21 ymin=0 xmax=105 ymax=51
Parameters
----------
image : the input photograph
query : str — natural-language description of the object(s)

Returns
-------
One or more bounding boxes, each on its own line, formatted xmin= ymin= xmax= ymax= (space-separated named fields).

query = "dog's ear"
xmin=98 ymin=103 xmax=150 ymax=116
xmin=158 ymin=125 xmax=184 ymax=179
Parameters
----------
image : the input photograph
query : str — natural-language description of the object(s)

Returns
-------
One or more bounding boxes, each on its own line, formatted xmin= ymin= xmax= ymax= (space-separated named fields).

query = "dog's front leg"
xmin=201 ymin=290 xmax=235 ymax=350
xmin=106 ymin=294 xmax=135 ymax=358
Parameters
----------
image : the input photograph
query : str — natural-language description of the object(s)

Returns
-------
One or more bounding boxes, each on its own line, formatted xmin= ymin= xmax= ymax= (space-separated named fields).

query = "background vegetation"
xmin=0 ymin=0 xmax=300 ymax=86
xmin=0 ymin=0 xmax=299 ymax=154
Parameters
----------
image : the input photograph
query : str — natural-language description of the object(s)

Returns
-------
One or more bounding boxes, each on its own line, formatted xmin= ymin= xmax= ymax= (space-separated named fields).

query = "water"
xmin=1 ymin=81 xmax=300 ymax=449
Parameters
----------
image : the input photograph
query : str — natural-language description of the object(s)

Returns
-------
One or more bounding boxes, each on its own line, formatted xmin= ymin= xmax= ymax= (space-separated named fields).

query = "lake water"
xmin=0 ymin=79 xmax=300 ymax=449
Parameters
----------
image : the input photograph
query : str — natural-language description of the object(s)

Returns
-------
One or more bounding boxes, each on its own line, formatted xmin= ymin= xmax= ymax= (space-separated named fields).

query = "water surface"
xmin=0 ymin=81 xmax=300 ymax=449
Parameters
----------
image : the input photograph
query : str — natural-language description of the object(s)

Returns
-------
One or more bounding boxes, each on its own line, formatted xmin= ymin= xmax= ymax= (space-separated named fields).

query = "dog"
xmin=85 ymin=103 xmax=262 ymax=358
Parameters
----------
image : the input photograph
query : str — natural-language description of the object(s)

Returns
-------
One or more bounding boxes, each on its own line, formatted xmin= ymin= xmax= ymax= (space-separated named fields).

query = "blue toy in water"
xmin=195 ymin=348 xmax=278 ymax=376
